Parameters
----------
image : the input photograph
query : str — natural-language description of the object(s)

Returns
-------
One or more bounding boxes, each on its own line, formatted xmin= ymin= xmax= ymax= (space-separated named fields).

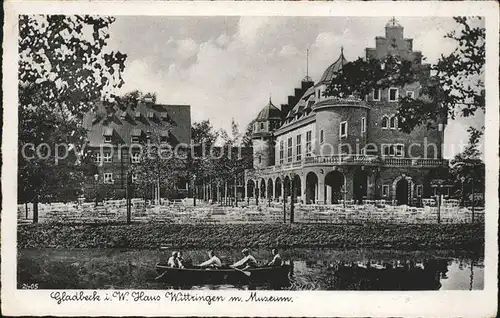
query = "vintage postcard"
xmin=2 ymin=1 xmax=499 ymax=316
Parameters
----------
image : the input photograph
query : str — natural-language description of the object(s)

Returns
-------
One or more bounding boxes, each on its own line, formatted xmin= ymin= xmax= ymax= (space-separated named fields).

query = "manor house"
xmin=244 ymin=19 xmax=448 ymax=205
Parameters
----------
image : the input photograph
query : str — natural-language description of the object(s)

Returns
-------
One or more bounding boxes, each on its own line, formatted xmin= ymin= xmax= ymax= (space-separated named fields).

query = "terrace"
xmin=256 ymin=155 xmax=448 ymax=174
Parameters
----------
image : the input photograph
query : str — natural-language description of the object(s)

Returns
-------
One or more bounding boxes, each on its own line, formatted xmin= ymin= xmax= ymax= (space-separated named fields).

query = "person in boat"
xmin=176 ymin=252 xmax=185 ymax=269
xmin=231 ymin=248 xmax=257 ymax=270
xmin=198 ymin=250 xmax=222 ymax=268
xmin=267 ymin=248 xmax=282 ymax=267
xmin=167 ymin=251 xmax=178 ymax=268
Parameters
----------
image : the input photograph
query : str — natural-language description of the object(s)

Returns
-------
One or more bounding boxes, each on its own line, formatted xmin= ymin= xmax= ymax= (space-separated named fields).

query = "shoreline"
xmin=18 ymin=223 xmax=484 ymax=251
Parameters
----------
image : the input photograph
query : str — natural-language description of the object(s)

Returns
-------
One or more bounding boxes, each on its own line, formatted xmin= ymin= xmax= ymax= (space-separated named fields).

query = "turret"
xmin=252 ymin=98 xmax=281 ymax=168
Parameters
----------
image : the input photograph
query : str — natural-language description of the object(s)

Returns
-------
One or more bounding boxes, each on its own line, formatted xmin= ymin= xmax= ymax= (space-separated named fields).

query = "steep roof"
xmin=255 ymin=98 xmax=281 ymax=121
xmin=319 ymin=49 xmax=348 ymax=84
xmin=84 ymin=102 xmax=191 ymax=147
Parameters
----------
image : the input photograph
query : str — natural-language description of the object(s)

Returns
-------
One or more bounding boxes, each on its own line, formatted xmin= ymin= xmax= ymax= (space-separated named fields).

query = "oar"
xmin=232 ymin=266 xmax=251 ymax=277
xmin=155 ymin=271 xmax=167 ymax=280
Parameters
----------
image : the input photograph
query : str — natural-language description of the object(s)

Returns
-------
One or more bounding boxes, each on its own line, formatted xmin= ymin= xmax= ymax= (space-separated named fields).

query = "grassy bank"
xmin=18 ymin=223 xmax=484 ymax=251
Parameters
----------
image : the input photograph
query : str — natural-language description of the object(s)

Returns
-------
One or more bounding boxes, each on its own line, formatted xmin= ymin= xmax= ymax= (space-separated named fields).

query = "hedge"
xmin=18 ymin=223 xmax=484 ymax=251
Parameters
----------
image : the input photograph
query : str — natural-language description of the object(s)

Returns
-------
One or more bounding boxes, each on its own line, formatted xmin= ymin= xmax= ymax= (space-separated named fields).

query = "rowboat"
xmin=155 ymin=263 xmax=291 ymax=287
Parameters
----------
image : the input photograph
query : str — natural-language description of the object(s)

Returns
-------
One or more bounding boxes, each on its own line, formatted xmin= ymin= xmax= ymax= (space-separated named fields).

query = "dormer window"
xmin=120 ymin=111 xmax=127 ymax=120
xmin=406 ymin=90 xmax=415 ymax=98
xmin=103 ymin=128 xmax=113 ymax=143
xmin=160 ymin=131 xmax=169 ymax=143
xmin=160 ymin=112 xmax=169 ymax=120
xmin=131 ymin=129 xmax=142 ymax=143
xmin=147 ymin=111 xmax=154 ymax=119
xmin=373 ymin=89 xmax=381 ymax=101
xmin=134 ymin=111 xmax=141 ymax=119
xmin=260 ymin=122 xmax=265 ymax=130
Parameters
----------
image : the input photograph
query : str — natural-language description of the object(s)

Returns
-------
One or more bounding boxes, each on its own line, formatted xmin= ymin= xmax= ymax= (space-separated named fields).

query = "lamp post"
xmin=93 ymin=173 xmax=99 ymax=207
xmin=193 ymin=174 xmax=197 ymax=207
xmin=342 ymin=185 xmax=347 ymax=208
xmin=460 ymin=176 xmax=466 ymax=207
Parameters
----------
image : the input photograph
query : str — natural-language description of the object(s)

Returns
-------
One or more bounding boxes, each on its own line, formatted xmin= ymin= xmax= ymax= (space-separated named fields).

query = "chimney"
xmin=294 ymin=88 xmax=302 ymax=99
xmin=301 ymin=80 xmax=314 ymax=91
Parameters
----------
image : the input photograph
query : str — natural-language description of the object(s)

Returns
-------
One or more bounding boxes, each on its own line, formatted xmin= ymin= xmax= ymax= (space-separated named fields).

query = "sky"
xmin=106 ymin=16 xmax=485 ymax=158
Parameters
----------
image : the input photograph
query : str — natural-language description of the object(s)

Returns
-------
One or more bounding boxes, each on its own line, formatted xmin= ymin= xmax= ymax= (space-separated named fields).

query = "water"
xmin=17 ymin=248 xmax=483 ymax=290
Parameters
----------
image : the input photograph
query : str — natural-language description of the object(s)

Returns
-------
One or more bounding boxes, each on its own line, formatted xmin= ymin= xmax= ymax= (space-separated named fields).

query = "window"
xmin=361 ymin=117 xmax=366 ymax=133
xmin=279 ymin=140 xmax=284 ymax=164
xmin=131 ymin=136 xmax=139 ymax=143
xmin=388 ymin=88 xmax=399 ymax=102
xmin=95 ymin=152 xmax=102 ymax=163
xmin=340 ymin=145 xmax=350 ymax=155
xmin=287 ymin=137 xmax=293 ymax=163
xmin=416 ymin=184 xmax=423 ymax=197
xmin=306 ymin=131 xmax=312 ymax=157
xmin=382 ymin=145 xmax=391 ymax=156
xmin=131 ymin=152 xmax=140 ymax=163
xmin=131 ymin=173 xmax=138 ymax=184
xmin=395 ymin=144 xmax=405 ymax=157
xmin=296 ymin=134 xmax=302 ymax=161
xmin=103 ymin=152 xmax=112 ymax=163
xmin=104 ymin=135 xmax=112 ymax=143
xmin=320 ymin=130 xmax=324 ymax=143
xmin=373 ymin=89 xmax=381 ymax=101
xmin=390 ymin=116 xmax=398 ymax=129
xmin=382 ymin=116 xmax=389 ymax=129
xmin=254 ymin=122 xmax=258 ymax=132
xmin=147 ymin=111 xmax=154 ymax=119
xmin=258 ymin=155 xmax=262 ymax=164
xmin=340 ymin=121 xmax=348 ymax=138
xmin=363 ymin=144 xmax=378 ymax=156
xmin=406 ymin=90 xmax=415 ymax=98
xmin=103 ymin=173 xmax=113 ymax=184
xmin=260 ymin=122 xmax=265 ymax=130
xmin=382 ymin=185 xmax=390 ymax=197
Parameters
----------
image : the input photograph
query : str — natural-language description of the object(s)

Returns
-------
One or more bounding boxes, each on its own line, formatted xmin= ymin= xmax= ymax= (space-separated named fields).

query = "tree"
xmin=190 ymin=120 xmax=220 ymax=202
xmin=324 ymin=17 xmax=485 ymax=133
xmin=18 ymin=15 xmax=127 ymax=222
xmin=450 ymin=126 xmax=485 ymax=208
xmin=220 ymin=120 xmax=254 ymax=206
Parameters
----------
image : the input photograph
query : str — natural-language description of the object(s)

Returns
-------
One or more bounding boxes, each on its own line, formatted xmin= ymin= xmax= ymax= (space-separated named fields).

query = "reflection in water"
xmin=17 ymin=248 xmax=484 ymax=290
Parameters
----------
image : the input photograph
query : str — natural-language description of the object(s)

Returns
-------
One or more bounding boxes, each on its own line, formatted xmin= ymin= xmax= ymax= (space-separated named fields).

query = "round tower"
xmin=252 ymin=98 xmax=281 ymax=168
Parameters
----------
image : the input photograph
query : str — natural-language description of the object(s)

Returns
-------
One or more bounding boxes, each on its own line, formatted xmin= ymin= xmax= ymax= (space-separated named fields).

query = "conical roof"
xmin=319 ymin=49 xmax=348 ymax=84
xmin=255 ymin=98 xmax=281 ymax=121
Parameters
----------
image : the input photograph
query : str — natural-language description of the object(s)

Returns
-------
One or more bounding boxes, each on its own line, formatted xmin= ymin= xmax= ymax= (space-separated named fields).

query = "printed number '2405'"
xmin=22 ymin=283 xmax=39 ymax=289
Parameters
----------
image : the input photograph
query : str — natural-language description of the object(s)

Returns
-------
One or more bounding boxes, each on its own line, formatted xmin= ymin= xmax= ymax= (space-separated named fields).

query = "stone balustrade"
xmin=254 ymin=156 xmax=448 ymax=176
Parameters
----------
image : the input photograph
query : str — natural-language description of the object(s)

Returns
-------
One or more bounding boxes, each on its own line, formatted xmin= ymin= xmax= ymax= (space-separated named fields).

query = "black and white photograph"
xmin=2 ymin=1 xmax=498 ymax=317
